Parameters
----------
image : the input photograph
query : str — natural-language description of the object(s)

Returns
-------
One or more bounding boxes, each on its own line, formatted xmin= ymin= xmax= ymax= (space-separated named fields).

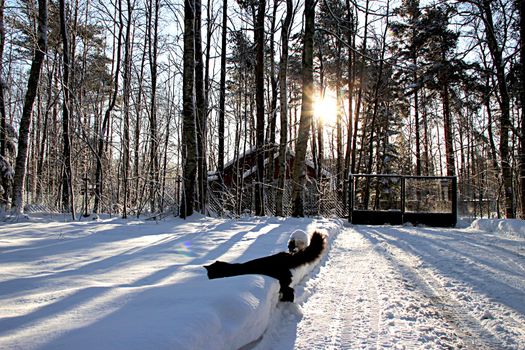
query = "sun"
xmin=313 ymin=90 xmax=338 ymax=126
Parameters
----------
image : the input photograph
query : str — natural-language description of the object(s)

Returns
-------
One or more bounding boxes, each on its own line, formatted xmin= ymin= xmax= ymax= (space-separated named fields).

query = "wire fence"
xmin=22 ymin=174 xmax=500 ymax=220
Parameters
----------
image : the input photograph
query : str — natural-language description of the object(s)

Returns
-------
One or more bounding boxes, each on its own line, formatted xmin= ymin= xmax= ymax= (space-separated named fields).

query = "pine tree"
xmin=391 ymin=0 xmax=425 ymax=175
xmin=419 ymin=5 xmax=460 ymax=177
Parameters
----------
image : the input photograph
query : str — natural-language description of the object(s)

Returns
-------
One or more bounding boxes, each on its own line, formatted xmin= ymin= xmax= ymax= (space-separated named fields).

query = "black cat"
xmin=204 ymin=231 xmax=326 ymax=302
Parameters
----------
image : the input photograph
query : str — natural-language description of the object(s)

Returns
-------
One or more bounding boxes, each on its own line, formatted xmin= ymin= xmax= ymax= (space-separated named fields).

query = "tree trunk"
xmin=36 ymin=59 xmax=56 ymax=204
xmin=133 ymin=31 xmax=147 ymax=214
xmin=148 ymin=0 xmax=160 ymax=213
xmin=291 ymin=0 xmax=315 ymax=217
xmin=422 ymin=93 xmax=430 ymax=175
xmin=350 ymin=0 xmax=369 ymax=174
xmin=180 ymin=0 xmax=197 ymax=218
xmin=343 ymin=0 xmax=355 ymax=213
xmin=217 ymin=0 xmax=227 ymax=195
xmin=335 ymin=45 xmax=343 ymax=193
xmin=195 ymin=0 xmax=207 ymax=214
xmin=254 ymin=0 xmax=266 ymax=216
xmin=267 ymin=0 xmax=279 ymax=184
xmin=59 ymin=0 xmax=75 ymax=220
xmin=12 ymin=0 xmax=48 ymax=214
xmin=413 ymin=60 xmax=421 ymax=175
xmin=480 ymin=0 xmax=514 ymax=218
xmin=93 ymin=2 xmax=121 ymax=214
xmin=442 ymin=82 xmax=455 ymax=176
xmin=276 ymin=0 xmax=293 ymax=217
xmin=366 ymin=1 xmax=389 ymax=176
xmin=519 ymin=0 xmax=525 ymax=218
xmin=0 ymin=0 xmax=9 ymax=211
xmin=121 ymin=0 xmax=133 ymax=218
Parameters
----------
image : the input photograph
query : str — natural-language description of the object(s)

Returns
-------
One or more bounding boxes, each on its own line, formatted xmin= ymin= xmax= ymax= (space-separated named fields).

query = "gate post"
xmin=401 ymin=176 xmax=406 ymax=223
xmin=451 ymin=176 xmax=458 ymax=226
xmin=348 ymin=174 xmax=354 ymax=223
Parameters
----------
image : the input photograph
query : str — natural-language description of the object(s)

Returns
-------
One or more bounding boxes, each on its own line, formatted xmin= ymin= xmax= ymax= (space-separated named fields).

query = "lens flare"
xmin=174 ymin=241 xmax=195 ymax=257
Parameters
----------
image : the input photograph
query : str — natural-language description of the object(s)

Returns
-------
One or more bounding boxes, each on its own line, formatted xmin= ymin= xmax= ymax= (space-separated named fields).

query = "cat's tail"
xmin=289 ymin=230 xmax=326 ymax=269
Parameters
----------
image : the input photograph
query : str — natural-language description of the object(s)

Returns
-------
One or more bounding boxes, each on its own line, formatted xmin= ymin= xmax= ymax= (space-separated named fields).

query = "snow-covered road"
xmin=258 ymin=225 xmax=525 ymax=349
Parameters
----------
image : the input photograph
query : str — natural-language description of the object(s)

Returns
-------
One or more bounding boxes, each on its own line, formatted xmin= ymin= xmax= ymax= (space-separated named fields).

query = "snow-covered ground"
xmin=0 ymin=214 xmax=524 ymax=349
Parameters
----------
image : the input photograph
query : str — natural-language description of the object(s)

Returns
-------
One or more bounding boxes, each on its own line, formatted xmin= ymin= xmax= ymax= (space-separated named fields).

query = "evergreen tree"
xmin=391 ymin=0 xmax=425 ymax=175
xmin=419 ymin=4 xmax=460 ymax=177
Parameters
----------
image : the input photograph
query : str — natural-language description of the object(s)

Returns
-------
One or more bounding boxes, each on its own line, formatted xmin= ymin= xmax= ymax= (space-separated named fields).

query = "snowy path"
xmin=257 ymin=225 xmax=525 ymax=349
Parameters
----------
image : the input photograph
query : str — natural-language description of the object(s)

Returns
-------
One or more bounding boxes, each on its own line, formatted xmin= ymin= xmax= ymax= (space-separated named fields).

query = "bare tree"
xmin=12 ymin=0 xmax=48 ymax=214
xmin=291 ymin=0 xmax=315 ymax=217
xmin=180 ymin=0 xmax=197 ymax=218
xmin=477 ymin=0 xmax=514 ymax=218
xmin=519 ymin=0 xmax=525 ymax=218
xmin=266 ymin=0 xmax=279 ymax=184
xmin=276 ymin=0 xmax=295 ymax=217
xmin=217 ymin=0 xmax=227 ymax=196
xmin=59 ymin=0 xmax=75 ymax=219
xmin=121 ymin=0 xmax=134 ymax=218
xmin=350 ymin=0 xmax=369 ymax=174
xmin=133 ymin=27 xmax=148 ymax=213
xmin=195 ymin=0 xmax=207 ymax=214
xmin=343 ymin=0 xmax=356 ymax=211
xmin=93 ymin=1 xmax=122 ymax=214
xmin=147 ymin=0 xmax=160 ymax=213
xmin=0 ymin=0 xmax=9 ymax=211
xmin=254 ymin=0 xmax=266 ymax=216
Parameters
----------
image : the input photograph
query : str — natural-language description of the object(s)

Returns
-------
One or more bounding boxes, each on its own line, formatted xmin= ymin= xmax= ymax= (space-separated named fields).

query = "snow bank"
xmin=0 ymin=215 xmax=343 ymax=350
xmin=470 ymin=218 xmax=525 ymax=239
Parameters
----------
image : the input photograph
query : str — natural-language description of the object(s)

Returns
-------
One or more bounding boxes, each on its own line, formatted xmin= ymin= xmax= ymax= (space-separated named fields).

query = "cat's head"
xmin=203 ymin=260 xmax=228 ymax=278
xmin=288 ymin=229 xmax=309 ymax=253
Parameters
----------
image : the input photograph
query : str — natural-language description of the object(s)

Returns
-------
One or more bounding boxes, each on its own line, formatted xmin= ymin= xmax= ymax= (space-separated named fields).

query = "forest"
xmin=0 ymin=0 xmax=523 ymax=220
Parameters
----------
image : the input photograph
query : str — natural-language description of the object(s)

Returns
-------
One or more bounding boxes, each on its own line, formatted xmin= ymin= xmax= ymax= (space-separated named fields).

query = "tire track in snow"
xmin=361 ymin=227 xmax=506 ymax=350
xmin=294 ymin=229 xmax=381 ymax=349
xmin=293 ymin=227 xmax=478 ymax=349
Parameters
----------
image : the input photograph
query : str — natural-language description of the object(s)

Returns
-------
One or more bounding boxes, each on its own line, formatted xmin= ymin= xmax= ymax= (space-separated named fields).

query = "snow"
xmin=470 ymin=218 xmax=525 ymax=239
xmin=1 ymin=214 xmax=524 ymax=349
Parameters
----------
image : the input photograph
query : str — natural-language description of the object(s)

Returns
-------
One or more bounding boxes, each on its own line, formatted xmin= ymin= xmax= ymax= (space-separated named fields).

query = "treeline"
xmin=0 ymin=0 xmax=523 ymax=219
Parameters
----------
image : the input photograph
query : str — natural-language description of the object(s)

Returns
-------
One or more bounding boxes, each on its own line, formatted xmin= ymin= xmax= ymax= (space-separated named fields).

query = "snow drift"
xmin=0 ymin=215 xmax=342 ymax=350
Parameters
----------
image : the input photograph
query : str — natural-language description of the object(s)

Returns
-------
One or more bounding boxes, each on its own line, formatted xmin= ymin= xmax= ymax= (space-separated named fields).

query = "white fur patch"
xmin=289 ymin=230 xmax=309 ymax=252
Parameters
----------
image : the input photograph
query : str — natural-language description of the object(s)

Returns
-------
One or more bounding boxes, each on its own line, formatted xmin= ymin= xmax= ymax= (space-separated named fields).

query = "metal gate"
xmin=349 ymin=174 xmax=457 ymax=227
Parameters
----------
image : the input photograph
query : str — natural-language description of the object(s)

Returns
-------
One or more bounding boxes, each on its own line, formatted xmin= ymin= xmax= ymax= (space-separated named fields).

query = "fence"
xmin=207 ymin=177 xmax=346 ymax=218
xmin=349 ymin=174 xmax=457 ymax=227
xmin=23 ymin=173 xmax=501 ymax=225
